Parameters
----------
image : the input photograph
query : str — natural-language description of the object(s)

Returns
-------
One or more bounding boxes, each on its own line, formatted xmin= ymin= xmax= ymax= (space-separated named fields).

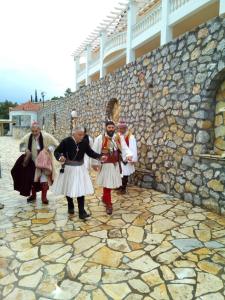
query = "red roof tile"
xmin=11 ymin=101 xmax=41 ymax=112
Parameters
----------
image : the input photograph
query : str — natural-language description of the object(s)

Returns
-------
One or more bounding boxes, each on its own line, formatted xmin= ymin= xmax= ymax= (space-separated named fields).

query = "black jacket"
xmin=54 ymin=136 xmax=100 ymax=161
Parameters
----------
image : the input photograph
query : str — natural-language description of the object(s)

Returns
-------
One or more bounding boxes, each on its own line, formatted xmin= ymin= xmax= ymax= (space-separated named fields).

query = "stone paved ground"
xmin=0 ymin=136 xmax=225 ymax=300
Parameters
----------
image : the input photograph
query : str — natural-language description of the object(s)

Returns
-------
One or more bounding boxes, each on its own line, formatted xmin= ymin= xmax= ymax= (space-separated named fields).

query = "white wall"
xmin=9 ymin=110 xmax=37 ymax=135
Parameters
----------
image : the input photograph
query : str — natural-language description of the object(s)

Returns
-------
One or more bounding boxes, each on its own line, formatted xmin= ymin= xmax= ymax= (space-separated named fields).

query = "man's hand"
xmin=100 ymin=155 xmax=107 ymax=163
xmin=126 ymin=156 xmax=133 ymax=162
xmin=59 ymin=156 xmax=66 ymax=163
xmin=92 ymin=165 xmax=100 ymax=172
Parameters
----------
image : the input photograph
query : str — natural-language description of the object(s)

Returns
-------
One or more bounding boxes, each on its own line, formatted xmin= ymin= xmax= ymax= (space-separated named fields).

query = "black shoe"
xmin=27 ymin=196 xmax=36 ymax=203
xmin=79 ymin=210 xmax=90 ymax=219
xmin=68 ymin=208 xmax=75 ymax=214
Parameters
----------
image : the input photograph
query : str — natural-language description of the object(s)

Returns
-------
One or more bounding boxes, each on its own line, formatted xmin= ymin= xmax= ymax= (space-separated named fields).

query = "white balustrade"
xmin=89 ymin=56 xmax=100 ymax=69
xmin=104 ymin=31 xmax=127 ymax=56
xmin=170 ymin=0 xmax=192 ymax=12
xmin=132 ymin=4 xmax=161 ymax=38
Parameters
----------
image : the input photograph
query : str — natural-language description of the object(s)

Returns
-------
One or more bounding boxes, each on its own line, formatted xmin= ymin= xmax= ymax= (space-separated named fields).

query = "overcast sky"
xmin=0 ymin=0 xmax=125 ymax=103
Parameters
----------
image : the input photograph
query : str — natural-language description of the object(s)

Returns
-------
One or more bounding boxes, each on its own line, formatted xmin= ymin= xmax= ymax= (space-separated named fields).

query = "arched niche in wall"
xmin=205 ymin=67 xmax=225 ymax=155
xmin=106 ymin=98 xmax=120 ymax=124
xmin=214 ymin=76 xmax=225 ymax=155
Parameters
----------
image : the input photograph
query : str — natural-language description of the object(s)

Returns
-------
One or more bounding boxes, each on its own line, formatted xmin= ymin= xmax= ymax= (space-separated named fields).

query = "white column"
xmin=100 ymin=31 xmax=106 ymax=78
xmin=85 ymin=45 xmax=91 ymax=85
xmin=74 ymin=56 xmax=80 ymax=91
xmin=126 ymin=0 xmax=137 ymax=64
xmin=161 ymin=0 xmax=172 ymax=46
xmin=219 ymin=0 xmax=225 ymax=16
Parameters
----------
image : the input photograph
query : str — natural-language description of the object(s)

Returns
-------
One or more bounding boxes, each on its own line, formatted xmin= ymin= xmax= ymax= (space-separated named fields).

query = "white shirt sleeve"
xmin=91 ymin=135 xmax=102 ymax=166
xmin=129 ymin=135 xmax=138 ymax=162
xmin=120 ymin=135 xmax=132 ymax=160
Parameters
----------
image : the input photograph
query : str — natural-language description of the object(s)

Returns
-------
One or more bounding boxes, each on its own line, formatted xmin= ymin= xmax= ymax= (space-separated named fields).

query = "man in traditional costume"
xmin=117 ymin=121 xmax=137 ymax=193
xmin=92 ymin=120 xmax=132 ymax=215
xmin=19 ymin=121 xmax=58 ymax=204
xmin=52 ymin=126 xmax=105 ymax=219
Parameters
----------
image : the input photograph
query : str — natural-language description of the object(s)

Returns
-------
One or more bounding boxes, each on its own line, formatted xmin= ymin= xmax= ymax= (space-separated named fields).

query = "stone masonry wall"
xmin=38 ymin=17 xmax=225 ymax=214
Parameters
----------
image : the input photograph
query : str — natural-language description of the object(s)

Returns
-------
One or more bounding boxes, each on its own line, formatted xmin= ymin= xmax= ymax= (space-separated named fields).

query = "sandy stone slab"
xmin=18 ymin=259 xmax=44 ymax=276
xmin=0 ymin=273 xmax=17 ymax=285
xmin=19 ymin=271 xmax=43 ymax=288
xmin=107 ymin=238 xmax=131 ymax=252
xmin=141 ymin=268 xmax=163 ymax=287
xmin=128 ymin=255 xmax=159 ymax=272
xmin=40 ymin=243 xmax=64 ymax=256
xmin=42 ymin=245 xmax=72 ymax=261
xmin=37 ymin=232 xmax=63 ymax=245
xmin=16 ymin=247 xmax=39 ymax=261
xmin=90 ymin=230 xmax=108 ymax=239
xmin=102 ymin=269 xmax=139 ymax=283
xmin=92 ymin=289 xmax=108 ymax=300
xmin=149 ymin=204 xmax=173 ymax=214
xmin=128 ymin=279 xmax=150 ymax=293
xmin=197 ymin=261 xmax=223 ymax=275
xmin=150 ymin=284 xmax=169 ymax=300
xmin=89 ymin=246 xmax=123 ymax=268
xmin=102 ymin=283 xmax=131 ymax=299
xmin=4 ymin=288 xmax=36 ymax=300
xmin=73 ymin=236 xmax=101 ymax=254
xmin=152 ymin=219 xmax=178 ymax=233
xmin=44 ymin=264 xmax=65 ymax=276
xmin=196 ymin=272 xmax=224 ymax=296
xmin=10 ymin=237 xmax=32 ymax=251
xmin=122 ymin=213 xmax=139 ymax=223
xmin=156 ymin=248 xmax=182 ymax=264
xmin=78 ymin=265 xmax=102 ymax=284
xmin=168 ymin=284 xmax=194 ymax=300
xmin=67 ymin=256 xmax=88 ymax=279
xmin=144 ymin=233 xmax=165 ymax=245
xmin=0 ymin=246 xmax=14 ymax=257
xmin=127 ymin=226 xmax=144 ymax=243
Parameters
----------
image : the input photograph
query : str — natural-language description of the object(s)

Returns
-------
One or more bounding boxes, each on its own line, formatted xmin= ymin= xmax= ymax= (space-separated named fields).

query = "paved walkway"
xmin=0 ymin=136 xmax=225 ymax=300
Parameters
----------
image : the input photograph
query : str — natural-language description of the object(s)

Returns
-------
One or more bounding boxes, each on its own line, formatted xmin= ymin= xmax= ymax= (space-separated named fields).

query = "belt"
xmin=65 ymin=160 xmax=84 ymax=166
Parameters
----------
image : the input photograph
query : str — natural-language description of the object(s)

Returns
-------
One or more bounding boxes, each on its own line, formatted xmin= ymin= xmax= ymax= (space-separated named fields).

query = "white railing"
xmin=104 ymin=31 xmax=127 ymax=55
xmin=133 ymin=3 xmax=161 ymax=38
xmin=170 ymin=0 xmax=192 ymax=12
xmin=77 ymin=68 xmax=86 ymax=81
xmin=89 ymin=56 xmax=100 ymax=70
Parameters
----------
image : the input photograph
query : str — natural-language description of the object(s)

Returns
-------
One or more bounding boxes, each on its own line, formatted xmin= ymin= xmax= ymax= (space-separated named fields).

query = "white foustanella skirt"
xmin=97 ymin=162 xmax=122 ymax=189
xmin=52 ymin=164 xmax=94 ymax=198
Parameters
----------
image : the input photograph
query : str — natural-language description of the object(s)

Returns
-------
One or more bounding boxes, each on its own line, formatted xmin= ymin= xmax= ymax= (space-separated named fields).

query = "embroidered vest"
xmin=101 ymin=134 xmax=122 ymax=154
xmin=101 ymin=134 xmax=122 ymax=163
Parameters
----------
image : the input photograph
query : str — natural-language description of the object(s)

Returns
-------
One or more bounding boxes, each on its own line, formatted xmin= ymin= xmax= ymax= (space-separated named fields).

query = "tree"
xmin=64 ymin=88 xmax=72 ymax=97
xmin=35 ymin=89 xmax=38 ymax=102
xmin=51 ymin=96 xmax=61 ymax=100
xmin=31 ymin=95 xmax=33 ymax=102
xmin=0 ymin=100 xmax=17 ymax=119
xmin=0 ymin=100 xmax=17 ymax=131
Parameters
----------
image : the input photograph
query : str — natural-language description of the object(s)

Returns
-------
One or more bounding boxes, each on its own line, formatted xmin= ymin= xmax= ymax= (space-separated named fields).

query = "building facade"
xmin=9 ymin=102 xmax=40 ymax=138
xmin=73 ymin=0 xmax=225 ymax=90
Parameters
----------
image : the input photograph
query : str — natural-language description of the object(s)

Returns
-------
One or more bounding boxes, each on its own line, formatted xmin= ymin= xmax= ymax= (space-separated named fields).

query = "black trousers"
xmin=122 ymin=176 xmax=128 ymax=190
xmin=66 ymin=196 xmax=85 ymax=213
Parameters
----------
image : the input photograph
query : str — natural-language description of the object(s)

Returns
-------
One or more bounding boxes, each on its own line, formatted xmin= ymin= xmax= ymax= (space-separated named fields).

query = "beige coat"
xmin=20 ymin=131 xmax=59 ymax=182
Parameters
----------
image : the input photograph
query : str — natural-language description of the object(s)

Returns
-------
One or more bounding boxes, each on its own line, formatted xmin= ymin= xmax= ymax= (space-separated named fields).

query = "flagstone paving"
xmin=0 ymin=136 xmax=225 ymax=300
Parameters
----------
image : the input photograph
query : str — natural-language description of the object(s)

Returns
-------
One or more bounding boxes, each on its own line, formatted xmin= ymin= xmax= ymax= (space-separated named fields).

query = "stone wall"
xmin=38 ymin=16 xmax=225 ymax=214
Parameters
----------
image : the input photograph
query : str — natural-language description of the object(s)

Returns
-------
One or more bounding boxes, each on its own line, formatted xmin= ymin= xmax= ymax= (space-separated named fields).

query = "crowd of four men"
xmin=14 ymin=119 xmax=137 ymax=219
